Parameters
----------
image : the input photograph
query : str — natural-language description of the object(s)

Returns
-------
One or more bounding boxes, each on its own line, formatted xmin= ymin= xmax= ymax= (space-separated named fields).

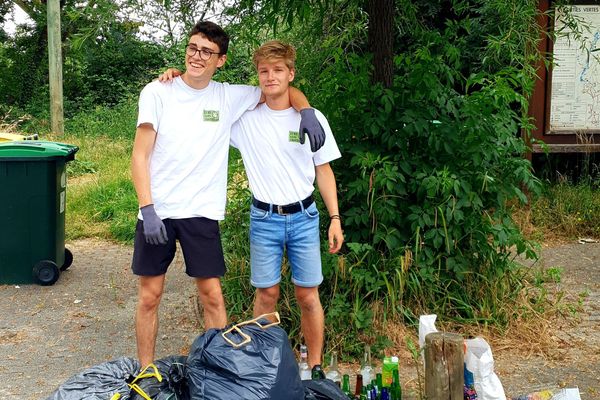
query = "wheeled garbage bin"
xmin=0 ymin=141 xmax=79 ymax=285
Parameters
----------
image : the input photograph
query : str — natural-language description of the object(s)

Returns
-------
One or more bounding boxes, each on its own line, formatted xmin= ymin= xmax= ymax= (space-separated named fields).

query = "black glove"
xmin=140 ymin=204 xmax=168 ymax=245
xmin=299 ymin=108 xmax=326 ymax=152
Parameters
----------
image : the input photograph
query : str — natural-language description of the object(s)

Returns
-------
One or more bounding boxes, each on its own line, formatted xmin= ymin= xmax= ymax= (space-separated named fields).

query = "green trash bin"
xmin=0 ymin=141 xmax=79 ymax=285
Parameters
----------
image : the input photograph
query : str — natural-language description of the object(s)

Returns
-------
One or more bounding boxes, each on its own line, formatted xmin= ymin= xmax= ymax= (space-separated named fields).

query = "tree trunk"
xmin=367 ymin=0 xmax=394 ymax=88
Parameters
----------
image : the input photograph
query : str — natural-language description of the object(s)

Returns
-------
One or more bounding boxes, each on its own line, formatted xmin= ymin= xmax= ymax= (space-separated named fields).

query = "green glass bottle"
xmin=375 ymin=374 xmax=383 ymax=390
xmin=342 ymin=374 xmax=351 ymax=396
xmin=391 ymin=369 xmax=402 ymax=400
xmin=376 ymin=373 xmax=383 ymax=393
xmin=360 ymin=386 xmax=369 ymax=400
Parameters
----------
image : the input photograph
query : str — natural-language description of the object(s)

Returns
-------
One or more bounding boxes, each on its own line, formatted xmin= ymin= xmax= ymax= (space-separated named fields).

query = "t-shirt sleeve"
xmin=137 ymin=82 xmax=162 ymax=131
xmin=313 ymin=110 xmax=341 ymax=166
xmin=227 ymin=84 xmax=262 ymax=123
xmin=230 ymin=120 xmax=242 ymax=149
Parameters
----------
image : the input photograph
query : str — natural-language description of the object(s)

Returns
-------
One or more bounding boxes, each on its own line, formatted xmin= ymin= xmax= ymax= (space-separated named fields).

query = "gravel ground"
xmin=0 ymin=239 xmax=598 ymax=399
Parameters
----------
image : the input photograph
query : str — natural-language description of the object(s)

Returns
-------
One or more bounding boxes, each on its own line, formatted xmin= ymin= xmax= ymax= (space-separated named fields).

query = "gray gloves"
xmin=299 ymin=108 xmax=326 ymax=152
xmin=140 ymin=204 xmax=168 ymax=245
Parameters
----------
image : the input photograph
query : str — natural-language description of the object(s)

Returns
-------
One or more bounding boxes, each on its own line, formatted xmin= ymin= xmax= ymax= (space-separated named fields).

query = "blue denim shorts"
xmin=249 ymin=202 xmax=323 ymax=288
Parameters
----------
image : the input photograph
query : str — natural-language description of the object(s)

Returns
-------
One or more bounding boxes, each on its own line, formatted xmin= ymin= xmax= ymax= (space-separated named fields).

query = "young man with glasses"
xmin=131 ymin=21 xmax=325 ymax=367
xmin=230 ymin=40 xmax=344 ymax=376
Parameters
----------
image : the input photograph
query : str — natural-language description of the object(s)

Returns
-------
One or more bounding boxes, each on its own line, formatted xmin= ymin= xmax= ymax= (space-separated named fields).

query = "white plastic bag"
xmin=418 ymin=314 xmax=438 ymax=349
xmin=464 ymin=337 xmax=506 ymax=400
xmin=418 ymin=314 xmax=438 ymax=366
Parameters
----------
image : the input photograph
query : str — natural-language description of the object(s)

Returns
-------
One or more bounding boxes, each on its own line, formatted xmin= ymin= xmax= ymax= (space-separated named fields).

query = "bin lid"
xmin=0 ymin=141 xmax=78 ymax=161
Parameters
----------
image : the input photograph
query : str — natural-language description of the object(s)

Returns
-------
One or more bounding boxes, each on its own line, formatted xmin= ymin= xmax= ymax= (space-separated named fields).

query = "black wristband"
xmin=330 ymin=215 xmax=341 ymax=222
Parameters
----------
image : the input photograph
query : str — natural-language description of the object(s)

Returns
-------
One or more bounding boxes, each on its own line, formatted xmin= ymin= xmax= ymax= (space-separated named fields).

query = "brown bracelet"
xmin=330 ymin=215 xmax=341 ymax=222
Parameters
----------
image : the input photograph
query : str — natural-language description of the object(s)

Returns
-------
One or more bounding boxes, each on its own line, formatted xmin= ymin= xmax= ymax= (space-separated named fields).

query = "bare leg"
xmin=295 ymin=286 xmax=324 ymax=368
xmin=195 ymin=277 xmax=227 ymax=329
xmin=135 ymin=275 xmax=166 ymax=367
xmin=253 ymin=285 xmax=280 ymax=317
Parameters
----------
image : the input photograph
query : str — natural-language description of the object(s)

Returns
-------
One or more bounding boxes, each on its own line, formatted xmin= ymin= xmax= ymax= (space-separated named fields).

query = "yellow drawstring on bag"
xmin=127 ymin=363 xmax=163 ymax=400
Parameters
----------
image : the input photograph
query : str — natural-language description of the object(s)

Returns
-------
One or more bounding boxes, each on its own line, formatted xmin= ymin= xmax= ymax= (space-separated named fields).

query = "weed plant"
xmin=530 ymin=180 xmax=600 ymax=239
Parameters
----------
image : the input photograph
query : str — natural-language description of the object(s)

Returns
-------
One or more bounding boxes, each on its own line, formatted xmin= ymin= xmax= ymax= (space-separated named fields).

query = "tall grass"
xmin=529 ymin=181 xmax=600 ymax=240
xmin=60 ymin=100 xmax=138 ymax=242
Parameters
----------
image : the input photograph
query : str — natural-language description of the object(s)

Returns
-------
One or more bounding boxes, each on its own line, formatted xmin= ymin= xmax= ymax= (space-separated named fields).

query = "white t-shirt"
xmin=230 ymin=104 xmax=341 ymax=205
xmin=137 ymin=77 xmax=261 ymax=220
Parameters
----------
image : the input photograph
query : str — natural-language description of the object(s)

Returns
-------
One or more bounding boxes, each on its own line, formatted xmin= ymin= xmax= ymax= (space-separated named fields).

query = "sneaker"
xmin=311 ymin=364 xmax=325 ymax=380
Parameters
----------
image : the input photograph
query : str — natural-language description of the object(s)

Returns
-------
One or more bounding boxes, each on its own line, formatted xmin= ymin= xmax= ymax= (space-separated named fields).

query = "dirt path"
xmin=0 ymin=239 xmax=598 ymax=399
xmin=494 ymin=242 xmax=600 ymax=398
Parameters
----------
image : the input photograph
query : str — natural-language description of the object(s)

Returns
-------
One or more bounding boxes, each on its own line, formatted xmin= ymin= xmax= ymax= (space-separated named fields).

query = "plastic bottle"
xmin=382 ymin=356 xmax=399 ymax=387
xmin=298 ymin=344 xmax=311 ymax=380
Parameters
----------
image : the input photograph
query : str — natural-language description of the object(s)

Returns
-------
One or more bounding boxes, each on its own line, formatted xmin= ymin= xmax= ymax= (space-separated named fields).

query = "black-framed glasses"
xmin=186 ymin=45 xmax=221 ymax=61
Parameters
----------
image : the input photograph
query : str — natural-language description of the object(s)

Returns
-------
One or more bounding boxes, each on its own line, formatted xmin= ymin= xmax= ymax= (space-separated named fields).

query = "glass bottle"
xmin=380 ymin=387 xmax=390 ymax=400
xmin=354 ymin=373 xmax=364 ymax=398
xmin=359 ymin=385 xmax=368 ymax=400
xmin=359 ymin=345 xmax=374 ymax=385
xmin=298 ymin=344 xmax=311 ymax=380
xmin=370 ymin=383 xmax=378 ymax=400
xmin=391 ymin=369 xmax=402 ymax=400
xmin=342 ymin=374 xmax=351 ymax=396
xmin=325 ymin=351 xmax=341 ymax=385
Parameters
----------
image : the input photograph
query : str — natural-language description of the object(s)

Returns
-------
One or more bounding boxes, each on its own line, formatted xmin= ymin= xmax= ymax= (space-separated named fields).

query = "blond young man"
xmin=230 ymin=40 xmax=344 ymax=375
xmin=132 ymin=23 xmax=325 ymax=367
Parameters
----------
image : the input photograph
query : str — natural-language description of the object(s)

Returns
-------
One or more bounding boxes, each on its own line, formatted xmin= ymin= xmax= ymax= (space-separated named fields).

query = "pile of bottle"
xmin=298 ymin=344 xmax=403 ymax=400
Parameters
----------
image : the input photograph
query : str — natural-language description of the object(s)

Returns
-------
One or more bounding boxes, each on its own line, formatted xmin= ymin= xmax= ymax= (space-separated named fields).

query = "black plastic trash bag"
xmin=45 ymin=357 xmax=140 ymax=400
xmin=303 ymin=379 xmax=352 ymax=400
xmin=129 ymin=355 xmax=189 ymax=400
xmin=187 ymin=312 xmax=304 ymax=400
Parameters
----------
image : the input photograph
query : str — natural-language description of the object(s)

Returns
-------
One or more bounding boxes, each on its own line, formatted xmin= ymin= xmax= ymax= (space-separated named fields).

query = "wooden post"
xmin=47 ymin=0 xmax=64 ymax=135
xmin=425 ymin=332 xmax=464 ymax=400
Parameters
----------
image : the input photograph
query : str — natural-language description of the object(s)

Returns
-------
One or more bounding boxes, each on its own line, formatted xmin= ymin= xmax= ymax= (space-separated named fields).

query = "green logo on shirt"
xmin=289 ymin=131 xmax=300 ymax=143
xmin=203 ymin=110 xmax=220 ymax=122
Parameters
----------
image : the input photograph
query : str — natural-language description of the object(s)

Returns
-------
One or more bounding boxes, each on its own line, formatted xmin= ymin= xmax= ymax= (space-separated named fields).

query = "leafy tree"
xmin=119 ymin=0 xmax=221 ymax=47
xmin=220 ymin=0 xmax=551 ymax=351
xmin=0 ymin=0 xmax=179 ymax=116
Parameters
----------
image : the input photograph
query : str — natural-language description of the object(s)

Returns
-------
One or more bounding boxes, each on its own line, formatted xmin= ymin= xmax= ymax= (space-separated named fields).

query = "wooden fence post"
xmin=424 ymin=332 xmax=464 ymax=400
xmin=47 ymin=0 xmax=64 ymax=135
